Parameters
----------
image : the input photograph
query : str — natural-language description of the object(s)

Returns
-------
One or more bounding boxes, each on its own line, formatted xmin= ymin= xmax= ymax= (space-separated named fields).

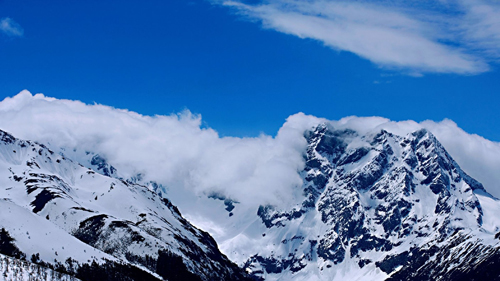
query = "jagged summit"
xmin=1 ymin=122 xmax=500 ymax=281
xmin=229 ymin=123 xmax=500 ymax=280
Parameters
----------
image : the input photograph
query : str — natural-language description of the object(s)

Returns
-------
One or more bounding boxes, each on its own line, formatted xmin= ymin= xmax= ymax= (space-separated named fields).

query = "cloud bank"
xmin=0 ymin=17 xmax=23 ymax=37
xmin=218 ymin=0 xmax=500 ymax=75
xmin=0 ymin=91 xmax=499 ymax=208
xmin=0 ymin=91 xmax=322 ymax=208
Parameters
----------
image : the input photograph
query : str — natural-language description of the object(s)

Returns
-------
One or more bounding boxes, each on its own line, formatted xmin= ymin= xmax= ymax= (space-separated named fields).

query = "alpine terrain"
xmin=0 ymin=129 xmax=251 ymax=281
xmin=148 ymin=122 xmax=500 ymax=281
xmin=1 ymin=120 xmax=500 ymax=281
xmin=219 ymin=124 xmax=500 ymax=281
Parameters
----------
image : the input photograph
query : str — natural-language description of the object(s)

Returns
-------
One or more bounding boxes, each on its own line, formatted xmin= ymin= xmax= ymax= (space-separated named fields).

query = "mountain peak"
xmin=1 ymin=122 xmax=499 ymax=280
xmin=241 ymin=125 xmax=494 ymax=280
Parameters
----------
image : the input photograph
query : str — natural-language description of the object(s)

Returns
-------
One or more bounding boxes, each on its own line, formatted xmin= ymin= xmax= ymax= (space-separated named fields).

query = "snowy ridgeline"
xmin=0 ymin=129 xmax=251 ymax=281
xmin=0 ymin=253 xmax=78 ymax=281
xmin=2 ymin=119 xmax=500 ymax=281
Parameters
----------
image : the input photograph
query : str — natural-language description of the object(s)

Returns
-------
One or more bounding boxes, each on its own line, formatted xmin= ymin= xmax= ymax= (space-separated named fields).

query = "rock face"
xmin=2 ymin=122 xmax=500 ymax=281
xmin=0 ymin=130 xmax=251 ymax=281
xmin=240 ymin=124 xmax=499 ymax=280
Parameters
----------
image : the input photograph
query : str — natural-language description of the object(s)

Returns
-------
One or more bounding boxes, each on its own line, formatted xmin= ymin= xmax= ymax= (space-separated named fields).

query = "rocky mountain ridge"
xmin=219 ymin=124 xmax=500 ymax=280
xmin=2 ymin=121 xmax=500 ymax=281
xmin=0 ymin=129 xmax=251 ymax=281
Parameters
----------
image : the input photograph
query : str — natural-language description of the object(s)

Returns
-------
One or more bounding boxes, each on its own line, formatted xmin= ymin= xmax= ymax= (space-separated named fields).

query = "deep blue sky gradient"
xmin=1 ymin=0 xmax=499 ymax=140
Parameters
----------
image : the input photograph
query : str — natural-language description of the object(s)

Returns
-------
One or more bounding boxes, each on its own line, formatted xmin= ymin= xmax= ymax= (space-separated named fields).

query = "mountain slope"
xmin=5 ymin=120 xmax=500 ymax=281
xmin=0 ymin=130 xmax=251 ymax=281
xmin=0 ymin=252 xmax=79 ymax=281
xmin=187 ymin=124 xmax=500 ymax=281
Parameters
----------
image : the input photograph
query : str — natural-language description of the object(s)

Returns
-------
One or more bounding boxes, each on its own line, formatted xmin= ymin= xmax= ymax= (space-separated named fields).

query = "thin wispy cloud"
xmin=0 ymin=17 xmax=24 ymax=37
xmin=460 ymin=0 xmax=500 ymax=59
xmin=218 ymin=0 xmax=500 ymax=75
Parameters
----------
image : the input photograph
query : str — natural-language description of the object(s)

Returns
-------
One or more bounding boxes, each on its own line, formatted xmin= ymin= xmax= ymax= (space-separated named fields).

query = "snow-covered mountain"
xmin=2 ymin=118 xmax=500 ymax=281
xmin=229 ymin=124 xmax=500 ymax=280
xmin=143 ymin=123 xmax=500 ymax=281
xmin=0 ymin=129 xmax=252 ymax=281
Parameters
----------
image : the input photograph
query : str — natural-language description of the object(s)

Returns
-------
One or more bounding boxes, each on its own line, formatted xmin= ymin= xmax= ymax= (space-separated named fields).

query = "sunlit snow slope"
xmin=0 ymin=130 xmax=251 ymax=281
xmin=228 ymin=124 xmax=500 ymax=280
xmin=151 ymin=124 xmax=500 ymax=281
xmin=3 ymin=117 xmax=500 ymax=281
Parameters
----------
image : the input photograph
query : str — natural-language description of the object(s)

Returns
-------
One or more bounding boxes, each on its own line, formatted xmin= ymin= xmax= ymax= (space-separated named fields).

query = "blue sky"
xmin=1 ymin=0 xmax=499 ymax=140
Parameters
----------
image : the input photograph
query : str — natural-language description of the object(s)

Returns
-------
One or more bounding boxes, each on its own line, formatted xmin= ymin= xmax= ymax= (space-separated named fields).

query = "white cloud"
xmin=460 ymin=0 xmax=500 ymax=59
xmin=0 ymin=17 xmax=24 ymax=37
xmin=0 ymin=91 xmax=324 ymax=209
xmin=218 ymin=0 xmax=500 ymax=75
xmin=0 ymin=90 xmax=499 ymax=209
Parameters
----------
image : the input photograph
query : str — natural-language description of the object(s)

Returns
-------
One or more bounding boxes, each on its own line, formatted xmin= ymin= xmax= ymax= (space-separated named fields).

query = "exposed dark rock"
xmin=31 ymin=189 xmax=61 ymax=213
xmin=73 ymin=214 xmax=108 ymax=245
xmin=0 ymin=228 xmax=26 ymax=260
xmin=90 ymin=154 xmax=117 ymax=177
